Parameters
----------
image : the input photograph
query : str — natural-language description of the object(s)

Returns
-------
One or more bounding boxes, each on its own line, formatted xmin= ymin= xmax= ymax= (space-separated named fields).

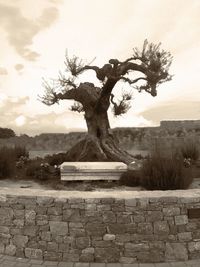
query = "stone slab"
xmin=60 ymin=162 xmax=127 ymax=181
xmin=60 ymin=162 xmax=127 ymax=171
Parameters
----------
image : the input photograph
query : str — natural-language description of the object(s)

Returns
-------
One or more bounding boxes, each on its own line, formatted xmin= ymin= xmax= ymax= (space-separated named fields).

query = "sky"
xmin=0 ymin=0 xmax=199 ymax=136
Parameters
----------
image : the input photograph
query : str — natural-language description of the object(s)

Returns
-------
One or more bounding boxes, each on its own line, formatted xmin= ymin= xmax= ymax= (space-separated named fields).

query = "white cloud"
xmin=0 ymin=67 xmax=8 ymax=75
xmin=0 ymin=2 xmax=59 ymax=61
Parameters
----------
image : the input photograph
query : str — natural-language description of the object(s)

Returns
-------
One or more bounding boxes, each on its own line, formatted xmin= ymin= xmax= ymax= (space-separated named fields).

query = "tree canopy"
xmin=40 ymin=39 xmax=173 ymax=163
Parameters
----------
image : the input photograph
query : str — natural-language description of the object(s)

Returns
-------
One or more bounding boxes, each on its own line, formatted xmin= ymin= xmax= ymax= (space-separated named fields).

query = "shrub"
xmin=14 ymin=145 xmax=29 ymax=159
xmin=119 ymin=170 xmax=141 ymax=187
xmin=0 ymin=147 xmax=15 ymax=178
xmin=26 ymin=160 xmax=50 ymax=180
xmin=45 ymin=152 xmax=67 ymax=166
xmin=181 ymin=140 xmax=199 ymax=162
xmin=0 ymin=127 xmax=15 ymax=138
xmin=140 ymin=152 xmax=193 ymax=190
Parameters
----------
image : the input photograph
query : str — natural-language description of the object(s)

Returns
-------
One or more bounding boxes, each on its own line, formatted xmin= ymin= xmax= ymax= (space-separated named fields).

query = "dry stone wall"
xmin=0 ymin=189 xmax=200 ymax=263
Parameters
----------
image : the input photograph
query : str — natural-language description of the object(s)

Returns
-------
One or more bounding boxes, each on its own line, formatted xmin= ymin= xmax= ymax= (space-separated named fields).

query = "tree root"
xmin=64 ymin=135 xmax=134 ymax=164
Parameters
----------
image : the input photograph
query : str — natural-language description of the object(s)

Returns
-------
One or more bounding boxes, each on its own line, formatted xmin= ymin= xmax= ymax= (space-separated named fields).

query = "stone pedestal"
xmin=60 ymin=162 xmax=127 ymax=181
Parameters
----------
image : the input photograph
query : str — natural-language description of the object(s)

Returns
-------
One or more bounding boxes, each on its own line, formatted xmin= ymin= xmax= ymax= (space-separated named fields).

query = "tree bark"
xmin=65 ymin=109 xmax=134 ymax=164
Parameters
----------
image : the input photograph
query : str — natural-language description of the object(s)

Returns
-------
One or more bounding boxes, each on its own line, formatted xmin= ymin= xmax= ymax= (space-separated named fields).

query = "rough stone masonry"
xmin=0 ymin=188 xmax=200 ymax=263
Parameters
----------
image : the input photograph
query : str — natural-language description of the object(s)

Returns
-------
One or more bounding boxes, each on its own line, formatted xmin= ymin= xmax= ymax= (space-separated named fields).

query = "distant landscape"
xmin=0 ymin=120 xmax=200 ymax=159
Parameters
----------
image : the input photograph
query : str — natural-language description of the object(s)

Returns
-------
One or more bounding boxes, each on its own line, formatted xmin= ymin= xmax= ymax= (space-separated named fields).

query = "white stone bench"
xmin=60 ymin=162 xmax=127 ymax=181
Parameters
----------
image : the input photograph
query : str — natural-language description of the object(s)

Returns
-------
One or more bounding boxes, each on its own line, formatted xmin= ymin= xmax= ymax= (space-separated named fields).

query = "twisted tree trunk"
xmin=65 ymin=108 xmax=134 ymax=164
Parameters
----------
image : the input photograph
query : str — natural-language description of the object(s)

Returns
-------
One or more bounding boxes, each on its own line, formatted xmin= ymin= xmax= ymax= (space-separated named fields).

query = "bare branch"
xmin=120 ymin=76 xmax=147 ymax=84
xmin=58 ymin=72 xmax=77 ymax=89
xmin=110 ymin=92 xmax=132 ymax=116
xmin=39 ymin=79 xmax=80 ymax=106
xmin=64 ymin=54 xmax=85 ymax=76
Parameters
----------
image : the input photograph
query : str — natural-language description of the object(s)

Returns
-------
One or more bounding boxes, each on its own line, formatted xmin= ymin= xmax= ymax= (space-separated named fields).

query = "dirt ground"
xmin=0 ymin=177 xmax=200 ymax=191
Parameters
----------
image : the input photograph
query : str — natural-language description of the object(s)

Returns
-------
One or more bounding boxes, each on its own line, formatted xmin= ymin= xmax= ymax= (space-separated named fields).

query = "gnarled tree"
xmin=40 ymin=40 xmax=172 ymax=164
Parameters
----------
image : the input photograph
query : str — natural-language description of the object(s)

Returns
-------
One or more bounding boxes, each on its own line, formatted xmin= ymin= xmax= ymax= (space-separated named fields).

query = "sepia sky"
xmin=0 ymin=0 xmax=200 ymax=135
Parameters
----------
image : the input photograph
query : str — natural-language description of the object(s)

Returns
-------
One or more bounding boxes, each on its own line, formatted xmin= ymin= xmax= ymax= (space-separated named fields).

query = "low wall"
xmin=0 ymin=188 xmax=200 ymax=263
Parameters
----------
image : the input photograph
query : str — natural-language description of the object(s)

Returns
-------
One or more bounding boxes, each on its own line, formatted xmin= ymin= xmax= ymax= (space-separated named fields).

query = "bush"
xmin=0 ymin=127 xmax=15 ymax=138
xmin=119 ymin=170 xmax=141 ymax=187
xmin=140 ymin=152 xmax=193 ymax=190
xmin=0 ymin=147 xmax=15 ymax=178
xmin=26 ymin=160 xmax=50 ymax=180
xmin=14 ymin=145 xmax=29 ymax=159
xmin=45 ymin=152 xmax=67 ymax=166
xmin=181 ymin=140 xmax=199 ymax=162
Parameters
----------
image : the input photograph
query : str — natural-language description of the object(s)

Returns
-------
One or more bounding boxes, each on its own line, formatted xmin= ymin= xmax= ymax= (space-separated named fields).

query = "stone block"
xmin=40 ymin=231 xmax=51 ymax=241
xmin=125 ymin=242 xmax=149 ymax=251
xmin=165 ymin=242 xmax=188 ymax=261
xmin=163 ymin=207 xmax=180 ymax=216
xmin=13 ymin=235 xmax=28 ymax=248
xmin=23 ymin=226 xmax=38 ymax=236
xmin=119 ymin=256 xmax=137 ymax=264
xmin=0 ymin=226 xmax=9 ymax=234
xmin=70 ymin=228 xmax=86 ymax=237
xmin=95 ymin=247 xmax=120 ymax=262
xmin=47 ymin=207 xmax=62 ymax=216
xmin=82 ymin=247 xmax=95 ymax=254
xmin=102 ymin=211 xmax=116 ymax=223
xmin=108 ymin=224 xmax=126 ymax=234
xmin=103 ymin=234 xmax=115 ymax=241
xmin=149 ymin=241 xmax=165 ymax=250
xmin=92 ymin=240 xmax=113 ymax=248
xmin=63 ymin=209 xmax=81 ymax=222
xmin=174 ymin=215 xmax=188 ymax=225
xmin=188 ymin=241 xmax=200 ymax=252
xmin=125 ymin=199 xmax=137 ymax=207
xmin=13 ymin=209 xmax=24 ymax=219
xmin=25 ymin=248 xmax=43 ymax=259
xmin=5 ymin=244 xmax=16 ymax=256
xmin=134 ymin=215 xmax=145 ymax=223
xmin=147 ymin=211 xmax=163 ymax=222
xmin=25 ymin=210 xmax=36 ymax=221
xmin=116 ymin=212 xmax=132 ymax=223
xmin=60 ymin=162 xmax=127 ymax=181
xmin=69 ymin=222 xmax=84 ymax=228
xmin=154 ymin=221 xmax=169 ymax=235
xmin=75 ymin=237 xmax=90 ymax=249
xmin=116 ymin=234 xmax=131 ymax=242
xmin=58 ymin=243 xmax=70 ymax=252
xmin=97 ymin=204 xmax=111 ymax=211
xmin=85 ymin=204 xmax=96 ymax=211
xmin=13 ymin=219 xmax=24 ymax=227
xmin=49 ymin=221 xmax=68 ymax=235
xmin=43 ymin=251 xmax=62 ymax=261
xmin=178 ymin=232 xmax=192 ymax=241
xmin=126 ymin=223 xmax=137 ymax=234
xmin=47 ymin=241 xmax=58 ymax=252
xmin=86 ymin=223 xmax=106 ymax=236
xmin=0 ymin=243 xmax=4 ymax=254
xmin=36 ymin=196 xmax=54 ymax=206
xmin=0 ymin=207 xmax=14 ymax=224
xmin=63 ymin=252 xmax=79 ymax=262
xmin=79 ymin=253 xmax=94 ymax=262
xmin=36 ymin=240 xmax=47 ymax=251
xmin=138 ymin=251 xmax=164 ymax=263
xmin=137 ymin=223 xmax=153 ymax=234
xmin=84 ymin=211 xmax=103 ymax=223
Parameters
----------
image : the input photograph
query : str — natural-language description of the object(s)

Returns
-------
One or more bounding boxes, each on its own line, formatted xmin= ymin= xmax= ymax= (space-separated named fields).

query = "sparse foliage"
xmin=181 ymin=140 xmax=199 ymax=162
xmin=40 ymin=40 xmax=173 ymax=163
xmin=141 ymin=152 xmax=193 ymax=190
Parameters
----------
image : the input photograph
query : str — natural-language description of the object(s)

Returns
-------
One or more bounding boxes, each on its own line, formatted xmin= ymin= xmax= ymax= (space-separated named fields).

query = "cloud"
xmin=0 ymin=95 xmax=86 ymax=135
xmin=0 ymin=3 xmax=59 ymax=61
xmin=14 ymin=64 xmax=24 ymax=71
xmin=0 ymin=67 xmax=8 ymax=75
xmin=140 ymin=101 xmax=200 ymax=124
